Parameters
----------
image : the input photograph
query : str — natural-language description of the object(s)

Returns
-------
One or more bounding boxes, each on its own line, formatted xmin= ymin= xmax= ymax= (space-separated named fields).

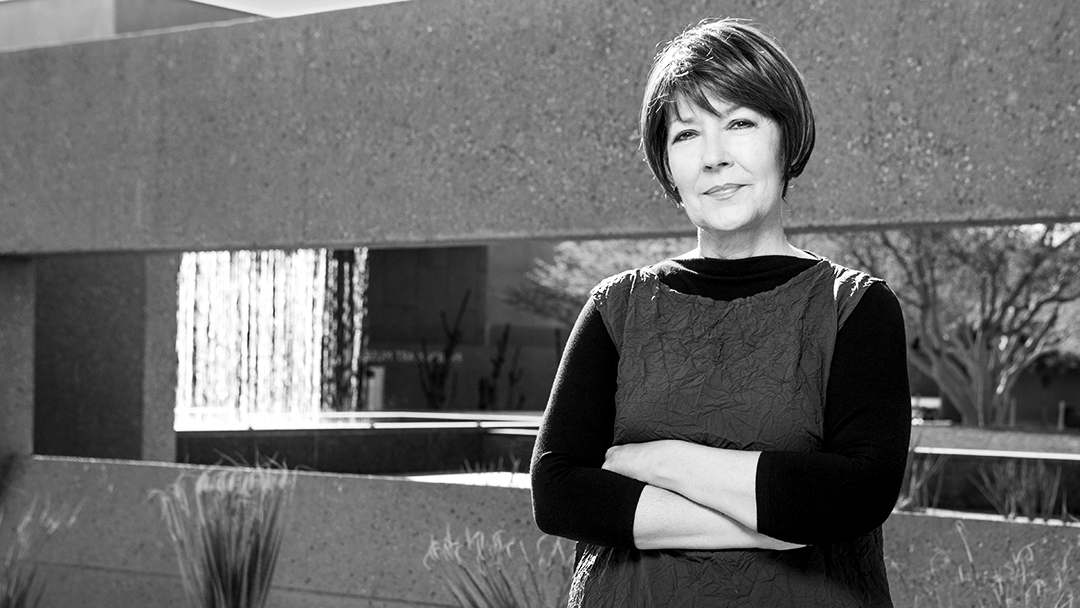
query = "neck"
xmin=693 ymin=227 xmax=808 ymax=260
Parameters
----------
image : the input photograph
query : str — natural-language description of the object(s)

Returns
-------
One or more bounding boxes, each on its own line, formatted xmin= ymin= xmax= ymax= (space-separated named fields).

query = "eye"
xmin=728 ymin=118 xmax=756 ymax=130
xmin=669 ymin=129 xmax=697 ymax=144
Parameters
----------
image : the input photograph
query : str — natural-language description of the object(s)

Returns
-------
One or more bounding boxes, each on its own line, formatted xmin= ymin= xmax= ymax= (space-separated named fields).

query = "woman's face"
xmin=666 ymin=92 xmax=788 ymax=256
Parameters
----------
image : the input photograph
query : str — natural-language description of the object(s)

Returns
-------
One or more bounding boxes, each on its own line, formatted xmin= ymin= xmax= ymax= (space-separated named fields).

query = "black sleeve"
xmin=530 ymin=297 xmax=645 ymax=549
xmin=755 ymin=282 xmax=912 ymax=545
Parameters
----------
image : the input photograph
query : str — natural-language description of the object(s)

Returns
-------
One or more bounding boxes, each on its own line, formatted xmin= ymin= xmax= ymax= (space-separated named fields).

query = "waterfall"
xmin=175 ymin=248 xmax=367 ymax=430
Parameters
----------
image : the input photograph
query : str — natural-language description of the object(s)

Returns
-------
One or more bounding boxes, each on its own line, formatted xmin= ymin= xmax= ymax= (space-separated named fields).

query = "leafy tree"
xmin=819 ymin=224 xmax=1080 ymax=427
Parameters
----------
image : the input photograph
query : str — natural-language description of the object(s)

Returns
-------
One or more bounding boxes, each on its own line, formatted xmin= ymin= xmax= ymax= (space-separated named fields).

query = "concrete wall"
xmin=0 ymin=0 xmax=255 ymax=464
xmin=0 ymin=259 xmax=34 ymax=463
xmin=0 ymin=456 xmax=544 ymax=607
xmin=2 ymin=0 xmax=1079 ymax=457
xmin=33 ymin=253 xmax=178 ymax=462
xmin=0 ymin=0 xmax=254 ymax=53
xmin=1 ymin=0 xmax=1079 ymax=256
xmin=35 ymin=255 xmax=148 ymax=459
xmin=115 ymin=0 xmax=254 ymax=34
xmin=0 ymin=456 xmax=1077 ymax=607
xmin=2 ymin=4 xmax=1079 ymax=601
xmin=0 ymin=0 xmax=115 ymax=52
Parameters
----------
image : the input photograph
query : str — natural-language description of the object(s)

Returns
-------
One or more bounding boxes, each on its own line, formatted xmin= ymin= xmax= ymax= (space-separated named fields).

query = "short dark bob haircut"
xmin=640 ymin=18 xmax=816 ymax=204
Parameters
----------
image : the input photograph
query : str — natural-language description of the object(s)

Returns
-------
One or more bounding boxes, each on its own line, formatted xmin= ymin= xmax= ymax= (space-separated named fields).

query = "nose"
xmin=702 ymin=132 xmax=731 ymax=171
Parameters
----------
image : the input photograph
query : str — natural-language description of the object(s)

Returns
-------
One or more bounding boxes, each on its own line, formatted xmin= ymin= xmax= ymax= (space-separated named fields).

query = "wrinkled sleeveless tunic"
xmin=570 ymin=259 xmax=892 ymax=607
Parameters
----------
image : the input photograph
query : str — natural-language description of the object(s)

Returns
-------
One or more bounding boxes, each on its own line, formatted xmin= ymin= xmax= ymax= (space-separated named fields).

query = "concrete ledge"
xmin=1 ymin=456 xmax=1078 ymax=607
xmin=1 ymin=0 xmax=1079 ymax=254
xmin=0 ymin=456 xmax=540 ymax=607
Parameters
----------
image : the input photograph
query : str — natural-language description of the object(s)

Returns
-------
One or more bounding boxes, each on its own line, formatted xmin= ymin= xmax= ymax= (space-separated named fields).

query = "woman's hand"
xmin=602 ymin=441 xmax=672 ymax=484
xmin=603 ymin=440 xmax=761 ymax=531
xmin=631 ymin=481 xmax=807 ymax=551
xmin=603 ymin=442 xmax=806 ymax=551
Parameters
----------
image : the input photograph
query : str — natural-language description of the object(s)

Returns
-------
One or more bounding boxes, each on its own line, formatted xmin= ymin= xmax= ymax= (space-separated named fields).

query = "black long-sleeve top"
xmin=530 ymin=255 xmax=911 ymax=548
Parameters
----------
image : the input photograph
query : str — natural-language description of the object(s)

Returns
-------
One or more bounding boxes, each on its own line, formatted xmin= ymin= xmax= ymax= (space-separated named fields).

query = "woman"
xmin=530 ymin=18 xmax=911 ymax=607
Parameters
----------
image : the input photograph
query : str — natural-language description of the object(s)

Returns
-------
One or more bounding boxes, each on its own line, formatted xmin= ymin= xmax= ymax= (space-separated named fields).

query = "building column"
xmin=142 ymin=253 xmax=180 ymax=462
xmin=0 ymin=257 xmax=35 ymax=464
xmin=34 ymin=252 xmax=179 ymax=462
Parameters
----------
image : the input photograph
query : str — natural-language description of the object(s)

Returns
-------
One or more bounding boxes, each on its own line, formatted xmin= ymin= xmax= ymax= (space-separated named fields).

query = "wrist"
xmin=649 ymin=440 xmax=692 ymax=493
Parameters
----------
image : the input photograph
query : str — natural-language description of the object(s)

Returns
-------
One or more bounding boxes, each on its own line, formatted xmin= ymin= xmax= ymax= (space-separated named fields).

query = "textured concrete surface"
xmin=34 ymin=254 xmax=149 ymax=459
xmin=0 ymin=259 xmax=35 ymax=460
xmin=32 ymin=253 xmax=178 ymax=461
xmin=0 ymin=0 xmax=115 ymax=52
xmin=0 ymin=0 xmax=1077 ymax=255
xmin=115 ymin=0 xmax=255 ymax=35
xmin=0 ymin=457 xmax=543 ymax=607
xmin=0 ymin=456 xmax=1076 ymax=607
xmin=142 ymin=253 xmax=180 ymax=461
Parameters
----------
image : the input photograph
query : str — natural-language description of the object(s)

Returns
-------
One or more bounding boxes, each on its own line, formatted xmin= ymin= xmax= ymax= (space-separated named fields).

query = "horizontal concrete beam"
xmin=1 ymin=0 xmax=1078 ymax=254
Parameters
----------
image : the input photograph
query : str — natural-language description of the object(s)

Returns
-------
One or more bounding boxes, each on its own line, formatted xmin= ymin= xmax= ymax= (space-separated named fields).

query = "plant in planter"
xmin=972 ymin=458 xmax=1067 ymax=521
xmin=424 ymin=528 xmax=573 ymax=608
xmin=1 ymin=498 xmax=80 ymax=608
xmin=898 ymin=521 xmax=1080 ymax=607
xmin=151 ymin=464 xmax=295 ymax=608
xmin=896 ymin=433 xmax=949 ymax=512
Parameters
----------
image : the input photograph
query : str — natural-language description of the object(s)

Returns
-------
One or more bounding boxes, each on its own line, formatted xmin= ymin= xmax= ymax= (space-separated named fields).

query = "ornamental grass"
xmin=0 ymin=498 xmax=80 ymax=608
xmin=424 ymin=528 xmax=574 ymax=608
xmin=973 ymin=459 xmax=1068 ymax=521
xmin=150 ymin=464 xmax=295 ymax=608
xmin=894 ymin=521 xmax=1079 ymax=608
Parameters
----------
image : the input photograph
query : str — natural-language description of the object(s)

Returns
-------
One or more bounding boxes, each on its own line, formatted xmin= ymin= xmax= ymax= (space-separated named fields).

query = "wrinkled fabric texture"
xmin=568 ymin=259 xmax=892 ymax=608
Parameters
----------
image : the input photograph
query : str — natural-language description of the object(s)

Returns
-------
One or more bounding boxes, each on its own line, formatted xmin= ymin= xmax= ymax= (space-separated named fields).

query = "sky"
xmin=190 ymin=0 xmax=408 ymax=18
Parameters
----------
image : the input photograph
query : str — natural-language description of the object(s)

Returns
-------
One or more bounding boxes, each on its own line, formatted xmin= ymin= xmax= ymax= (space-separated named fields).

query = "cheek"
xmin=666 ymin=148 xmax=696 ymax=185
xmin=744 ymin=143 xmax=784 ymax=184
xmin=766 ymin=154 xmax=786 ymax=183
xmin=766 ymin=131 xmax=786 ymax=181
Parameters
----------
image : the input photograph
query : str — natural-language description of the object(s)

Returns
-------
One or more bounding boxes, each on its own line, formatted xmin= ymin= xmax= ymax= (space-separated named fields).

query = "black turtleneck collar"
xmin=648 ymin=255 xmax=823 ymax=301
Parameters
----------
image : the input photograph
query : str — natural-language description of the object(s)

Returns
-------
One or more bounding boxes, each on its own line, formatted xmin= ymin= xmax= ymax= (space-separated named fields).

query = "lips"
xmin=703 ymin=184 xmax=744 ymax=199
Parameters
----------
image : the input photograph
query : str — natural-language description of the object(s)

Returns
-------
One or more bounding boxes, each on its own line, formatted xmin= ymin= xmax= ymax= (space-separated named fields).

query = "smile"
xmin=702 ymin=184 xmax=744 ymax=199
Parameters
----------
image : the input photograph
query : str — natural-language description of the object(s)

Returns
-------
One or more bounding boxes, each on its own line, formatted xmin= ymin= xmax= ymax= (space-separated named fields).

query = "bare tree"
xmin=503 ymin=237 xmax=695 ymax=327
xmin=829 ymin=224 xmax=1080 ymax=427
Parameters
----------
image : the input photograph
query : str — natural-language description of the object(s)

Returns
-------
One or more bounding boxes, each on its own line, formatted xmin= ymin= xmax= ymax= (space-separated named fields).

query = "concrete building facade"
xmin=2 ymin=0 xmax=1080 ymax=467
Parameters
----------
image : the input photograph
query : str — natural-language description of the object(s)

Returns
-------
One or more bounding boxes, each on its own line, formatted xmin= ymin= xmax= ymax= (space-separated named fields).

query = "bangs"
xmin=663 ymin=80 xmax=736 ymax=124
